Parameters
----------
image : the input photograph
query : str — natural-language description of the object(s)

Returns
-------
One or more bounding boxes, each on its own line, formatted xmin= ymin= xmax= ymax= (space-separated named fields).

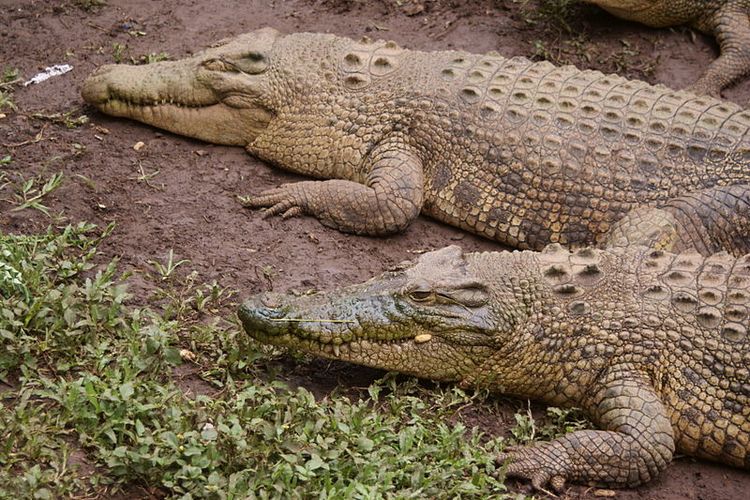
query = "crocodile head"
xmin=81 ymin=27 xmax=281 ymax=146
xmin=240 ymin=246 xmax=535 ymax=382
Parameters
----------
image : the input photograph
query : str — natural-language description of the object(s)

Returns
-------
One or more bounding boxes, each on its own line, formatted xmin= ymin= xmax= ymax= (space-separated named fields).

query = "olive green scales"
xmin=241 ymin=244 xmax=750 ymax=489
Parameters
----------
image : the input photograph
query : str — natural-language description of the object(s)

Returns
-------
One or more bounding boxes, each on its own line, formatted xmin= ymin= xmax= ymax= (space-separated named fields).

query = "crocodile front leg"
xmin=246 ymin=141 xmax=424 ymax=236
xmin=690 ymin=7 xmax=750 ymax=96
xmin=497 ymin=367 xmax=675 ymax=490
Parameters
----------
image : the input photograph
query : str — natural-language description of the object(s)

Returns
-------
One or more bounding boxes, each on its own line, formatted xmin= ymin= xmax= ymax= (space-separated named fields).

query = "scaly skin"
xmin=240 ymin=244 xmax=750 ymax=489
xmin=82 ymin=28 xmax=750 ymax=254
xmin=586 ymin=0 xmax=750 ymax=96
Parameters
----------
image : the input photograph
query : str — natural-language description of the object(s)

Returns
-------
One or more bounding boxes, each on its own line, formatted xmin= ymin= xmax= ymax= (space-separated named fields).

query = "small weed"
xmin=130 ymin=162 xmax=161 ymax=188
xmin=9 ymin=172 xmax=64 ymax=216
xmin=112 ymin=42 xmax=126 ymax=63
xmin=511 ymin=403 xmax=590 ymax=445
xmin=148 ymin=249 xmax=190 ymax=281
xmin=599 ymin=39 xmax=659 ymax=79
xmin=515 ymin=0 xmax=582 ymax=34
xmin=532 ymin=40 xmax=554 ymax=62
xmin=70 ymin=142 xmax=87 ymax=157
xmin=538 ymin=406 xmax=589 ymax=439
xmin=536 ymin=0 xmax=579 ymax=34
xmin=2 ymin=67 xmax=20 ymax=85
xmin=0 ymin=67 xmax=20 ymax=112
xmin=31 ymin=110 xmax=89 ymax=129
xmin=132 ymin=52 xmax=170 ymax=65
xmin=0 ymin=155 xmax=11 ymax=166
xmin=73 ymin=0 xmax=107 ymax=11
xmin=0 ymin=91 xmax=16 ymax=112
xmin=74 ymin=173 xmax=97 ymax=190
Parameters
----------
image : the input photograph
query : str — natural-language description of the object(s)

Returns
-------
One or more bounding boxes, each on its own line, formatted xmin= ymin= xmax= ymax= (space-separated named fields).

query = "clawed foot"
xmin=495 ymin=443 xmax=570 ymax=494
xmin=684 ymin=81 xmax=722 ymax=99
xmin=242 ymin=183 xmax=310 ymax=219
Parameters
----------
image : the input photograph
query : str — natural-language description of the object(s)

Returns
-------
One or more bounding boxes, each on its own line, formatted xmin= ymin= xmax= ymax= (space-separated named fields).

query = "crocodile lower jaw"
xmin=252 ymin=332 xmax=434 ymax=358
xmin=97 ymin=98 xmax=219 ymax=118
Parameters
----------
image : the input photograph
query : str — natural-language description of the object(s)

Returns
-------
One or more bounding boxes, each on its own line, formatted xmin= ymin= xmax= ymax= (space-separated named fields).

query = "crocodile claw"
xmin=685 ymin=80 xmax=722 ymax=99
xmin=495 ymin=443 xmax=570 ymax=493
xmin=245 ymin=183 xmax=309 ymax=219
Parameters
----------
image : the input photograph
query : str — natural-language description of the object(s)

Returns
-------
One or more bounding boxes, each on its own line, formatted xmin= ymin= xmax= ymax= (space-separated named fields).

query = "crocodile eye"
xmin=244 ymin=51 xmax=265 ymax=62
xmin=235 ymin=52 xmax=269 ymax=74
xmin=408 ymin=289 xmax=433 ymax=302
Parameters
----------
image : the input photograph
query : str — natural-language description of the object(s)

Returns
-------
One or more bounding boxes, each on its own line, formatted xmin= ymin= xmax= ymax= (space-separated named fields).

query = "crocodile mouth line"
xmin=250 ymin=327 xmax=435 ymax=352
xmin=100 ymin=96 xmax=217 ymax=110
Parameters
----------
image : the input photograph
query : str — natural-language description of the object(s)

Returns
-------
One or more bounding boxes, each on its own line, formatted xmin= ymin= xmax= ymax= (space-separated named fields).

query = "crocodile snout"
xmin=81 ymin=65 xmax=117 ymax=105
xmin=238 ymin=293 xmax=289 ymax=336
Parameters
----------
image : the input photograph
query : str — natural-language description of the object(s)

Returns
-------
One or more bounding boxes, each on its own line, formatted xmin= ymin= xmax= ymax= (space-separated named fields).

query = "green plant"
xmin=9 ymin=172 xmax=64 ymax=216
xmin=0 ymin=90 xmax=16 ymax=112
xmin=2 ymin=67 xmax=19 ymax=84
xmin=131 ymin=162 xmax=161 ymax=189
xmin=133 ymin=52 xmax=170 ymax=65
xmin=510 ymin=403 xmax=589 ymax=445
xmin=74 ymin=0 xmax=107 ymax=11
xmin=2 ymin=224 xmax=561 ymax=497
xmin=148 ymin=249 xmax=190 ymax=281
xmin=0 ymin=67 xmax=20 ymax=112
xmin=536 ymin=0 xmax=579 ymax=34
xmin=31 ymin=110 xmax=89 ymax=129
xmin=514 ymin=0 xmax=581 ymax=33
xmin=112 ymin=42 xmax=126 ymax=63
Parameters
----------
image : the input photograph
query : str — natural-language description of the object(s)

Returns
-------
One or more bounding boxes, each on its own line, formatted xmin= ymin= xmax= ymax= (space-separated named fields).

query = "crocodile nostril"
xmin=90 ymin=64 xmax=117 ymax=77
xmin=238 ymin=302 xmax=282 ymax=329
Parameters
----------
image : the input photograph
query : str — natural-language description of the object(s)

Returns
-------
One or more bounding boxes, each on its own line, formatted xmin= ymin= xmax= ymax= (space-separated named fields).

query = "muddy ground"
xmin=2 ymin=0 xmax=749 ymax=498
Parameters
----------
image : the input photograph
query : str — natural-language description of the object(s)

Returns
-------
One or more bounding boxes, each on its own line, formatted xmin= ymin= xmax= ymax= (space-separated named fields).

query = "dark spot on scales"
xmin=724 ymin=397 xmax=744 ymax=414
xmin=488 ymin=207 xmax=508 ymax=224
xmin=521 ymin=218 xmax=552 ymax=248
xmin=560 ymin=220 xmax=592 ymax=245
xmin=682 ymin=366 xmax=702 ymax=385
xmin=455 ymin=181 xmax=481 ymax=207
xmin=431 ymin=162 xmax=452 ymax=192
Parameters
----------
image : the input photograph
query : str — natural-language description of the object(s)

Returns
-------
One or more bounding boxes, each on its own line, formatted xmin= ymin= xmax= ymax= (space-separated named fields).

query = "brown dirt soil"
xmin=2 ymin=0 xmax=749 ymax=498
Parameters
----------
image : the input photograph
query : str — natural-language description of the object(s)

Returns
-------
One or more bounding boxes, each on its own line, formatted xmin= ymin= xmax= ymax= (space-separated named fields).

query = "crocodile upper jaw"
xmin=81 ymin=54 xmax=274 ymax=146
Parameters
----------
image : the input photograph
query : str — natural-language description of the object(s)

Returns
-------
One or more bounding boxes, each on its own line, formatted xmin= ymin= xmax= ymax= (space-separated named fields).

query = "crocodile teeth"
xmin=333 ymin=344 xmax=341 ymax=357
xmin=413 ymin=333 xmax=432 ymax=344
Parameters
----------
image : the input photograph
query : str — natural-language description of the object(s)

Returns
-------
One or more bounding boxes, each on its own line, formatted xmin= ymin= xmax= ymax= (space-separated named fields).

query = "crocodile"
xmin=82 ymin=28 xmax=750 ymax=255
xmin=585 ymin=0 xmax=750 ymax=96
xmin=239 ymin=244 xmax=750 ymax=489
